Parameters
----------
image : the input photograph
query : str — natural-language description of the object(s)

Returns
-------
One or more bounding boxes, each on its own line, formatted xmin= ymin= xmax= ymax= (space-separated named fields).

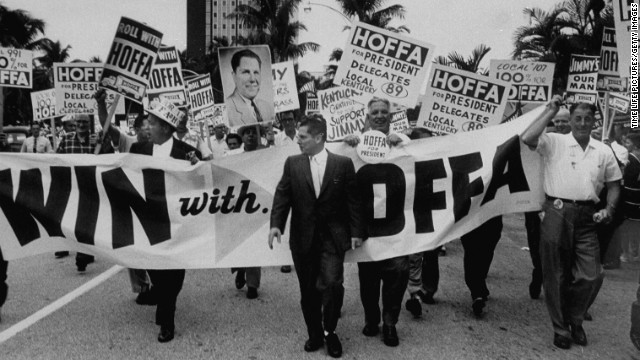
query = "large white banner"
xmin=0 ymin=107 xmax=547 ymax=268
xmin=334 ymin=22 xmax=434 ymax=108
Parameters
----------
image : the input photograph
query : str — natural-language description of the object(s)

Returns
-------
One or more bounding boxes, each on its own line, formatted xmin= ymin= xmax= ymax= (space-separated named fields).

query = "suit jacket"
xmin=226 ymin=90 xmax=275 ymax=128
xmin=130 ymin=138 xmax=202 ymax=160
xmin=270 ymin=150 xmax=366 ymax=254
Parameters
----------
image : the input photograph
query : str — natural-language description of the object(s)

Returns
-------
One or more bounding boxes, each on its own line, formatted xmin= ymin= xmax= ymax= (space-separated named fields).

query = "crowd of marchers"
xmin=1 ymin=90 xmax=639 ymax=357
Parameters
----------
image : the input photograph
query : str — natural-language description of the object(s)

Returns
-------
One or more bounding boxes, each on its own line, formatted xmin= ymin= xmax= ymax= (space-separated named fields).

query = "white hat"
xmin=146 ymin=98 xmax=184 ymax=128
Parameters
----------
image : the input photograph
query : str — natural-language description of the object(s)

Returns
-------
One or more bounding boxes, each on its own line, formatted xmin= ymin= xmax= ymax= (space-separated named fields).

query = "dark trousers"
xmin=460 ymin=216 xmax=503 ymax=300
xmin=407 ymin=248 xmax=440 ymax=297
xmin=292 ymin=246 xmax=345 ymax=341
xmin=525 ymin=211 xmax=542 ymax=286
xmin=75 ymin=253 xmax=94 ymax=267
xmin=147 ymin=269 xmax=186 ymax=330
xmin=0 ymin=249 xmax=7 ymax=307
xmin=358 ymin=255 xmax=409 ymax=326
xmin=539 ymin=200 xmax=600 ymax=338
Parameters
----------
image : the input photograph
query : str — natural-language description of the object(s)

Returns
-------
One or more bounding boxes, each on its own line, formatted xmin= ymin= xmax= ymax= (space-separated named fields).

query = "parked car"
xmin=1 ymin=125 xmax=30 ymax=152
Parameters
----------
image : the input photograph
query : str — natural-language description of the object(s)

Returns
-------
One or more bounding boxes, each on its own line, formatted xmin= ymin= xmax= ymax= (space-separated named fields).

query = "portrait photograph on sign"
xmin=218 ymin=45 xmax=275 ymax=129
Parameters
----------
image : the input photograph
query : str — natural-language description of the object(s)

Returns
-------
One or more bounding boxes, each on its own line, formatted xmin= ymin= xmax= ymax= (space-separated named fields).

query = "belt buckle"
xmin=553 ymin=198 xmax=564 ymax=209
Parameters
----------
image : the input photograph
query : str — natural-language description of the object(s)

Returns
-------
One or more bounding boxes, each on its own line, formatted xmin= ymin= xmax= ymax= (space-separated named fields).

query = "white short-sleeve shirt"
xmin=536 ymin=132 xmax=622 ymax=202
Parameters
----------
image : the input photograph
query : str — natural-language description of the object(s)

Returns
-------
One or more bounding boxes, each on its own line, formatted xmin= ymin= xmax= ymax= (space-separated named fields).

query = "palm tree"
xmin=434 ymin=44 xmax=492 ymax=75
xmin=512 ymin=0 xmax=614 ymax=92
xmin=0 ymin=4 xmax=47 ymax=126
xmin=334 ymin=0 xmax=408 ymax=31
xmin=227 ymin=0 xmax=320 ymax=62
xmin=34 ymin=39 xmax=71 ymax=69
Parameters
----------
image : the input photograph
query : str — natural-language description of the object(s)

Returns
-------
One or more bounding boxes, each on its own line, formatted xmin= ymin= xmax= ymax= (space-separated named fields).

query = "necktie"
xmin=310 ymin=156 xmax=322 ymax=198
xmin=33 ymin=137 xmax=37 ymax=153
xmin=251 ymin=101 xmax=263 ymax=123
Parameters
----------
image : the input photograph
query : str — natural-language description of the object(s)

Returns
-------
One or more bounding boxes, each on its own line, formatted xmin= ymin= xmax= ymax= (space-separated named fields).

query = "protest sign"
xmin=0 ymin=47 xmax=33 ymax=88
xmin=209 ymin=104 xmax=228 ymax=126
xmin=489 ymin=60 xmax=554 ymax=103
xmin=30 ymin=89 xmax=56 ymax=121
xmin=100 ymin=17 xmax=163 ymax=102
xmin=390 ymin=110 xmax=410 ymax=133
xmin=565 ymin=54 xmax=600 ymax=104
xmin=272 ymin=61 xmax=299 ymax=113
xmin=306 ymin=92 xmax=319 ymax=114
xmin=219 ymin=45 xmax=275 ymax=127
xmin=146 ymin=46 xmax=186 ymax=107
xmin=609 ymin=92 xmax=631 ymax=113
xmin=613 ymin=0 xmax=636 ymax=79
xmin=318 ymin=86 xmax=366 ymax=141
xmin=334 ymin=21 xmax=435 ymax=108
xmin=186 ymin=74 xmax=216 ymax=122
xmin=0 ymin=106 xmax=547 ymax=268
xmin=54 ymin=63 xmax=124 ymax=116
xmin=417 ymin=64 xmax=510 ymax=135
xmin=597 ymin=27 xmax=628 ymax=91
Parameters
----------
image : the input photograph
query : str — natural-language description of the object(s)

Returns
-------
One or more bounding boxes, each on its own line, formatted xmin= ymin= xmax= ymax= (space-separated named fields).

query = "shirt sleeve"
xmin=20 ymin=140 xmax=28 ymax=153
xmin=535 ymin=132 xmax=552 ymax=157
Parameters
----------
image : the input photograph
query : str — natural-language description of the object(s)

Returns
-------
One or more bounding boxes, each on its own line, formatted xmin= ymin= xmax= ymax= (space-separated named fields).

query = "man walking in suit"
xmin=129 ymin=99 xmax=201 ymax=343
xmin=269 ymin=114 xmax=365 ymax=358
xmin=225 ymin=49 xmax=275 ymax=127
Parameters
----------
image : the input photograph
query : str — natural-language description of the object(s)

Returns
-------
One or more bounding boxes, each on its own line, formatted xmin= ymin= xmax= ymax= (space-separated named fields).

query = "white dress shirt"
xmin=274 ymin=129 xmax=297 ymax=147
xmin=309 ymin=148 xmax=328 ymax=198
xmin=153 ymin=136 xmax=174 ymax=159
xmin=537 ymin=133 xmax=622 ymax=202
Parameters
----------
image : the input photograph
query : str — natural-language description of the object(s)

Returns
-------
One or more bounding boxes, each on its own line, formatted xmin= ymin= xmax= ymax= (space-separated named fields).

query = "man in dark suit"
xmin=130 ymin=99 xmax=201 ymax=343
xmin=269 ymin=114 xmax=365 ymax=358
xmin=225 ymin=49 xmax=275 ymax=127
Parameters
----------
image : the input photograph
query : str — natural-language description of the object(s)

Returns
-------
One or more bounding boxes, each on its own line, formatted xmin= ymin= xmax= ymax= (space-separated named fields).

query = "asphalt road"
xmin=0 ymin=213 xmax=638 ymax=360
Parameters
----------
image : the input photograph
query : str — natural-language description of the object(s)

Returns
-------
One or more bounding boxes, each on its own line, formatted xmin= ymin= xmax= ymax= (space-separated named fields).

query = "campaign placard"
xmin=613 ymin=0 xmax=636 ymax=79
xmin=597 ymin=27 xmax=628 ymax=91
xmin=210 ymin=104 xmax=228 ymax=126
xmin=100 ymin=17 xmax=163 ymax=102
xmin=54 ymin=63 xmax=125 ymax=116
xmin=306 ymin=92 xmax=319 ymax=114
xmin=565 ymin=54 xmax=600 ymax=104
xmin=390 ymin=110 xmax=410 ymax=133
xmin=357 ymin=130 xmax=389 ymax=164
xmin=333 ymin=21 xmax=434 ymax=108
xmin=609 ymin=92 xmax=631 ymax=113
xmin=272 ymin=61 xmax=299 ymax=113
xmin=186 ymin=74 xmax=216 ymax=122
xmin=417 ymin=64 xmax=510 ymax=135
xmin=0 ymin=47 xmax=33 ymax=88
xmin=146 ymin=46 xmax=186 ymax=106
xmin=30 ymin=89 xmax=56 ymax=121
xmin=318 ymin=86 xmax=366 ymax=141
xmin=489 ymin=60 xmax=554 ymax=103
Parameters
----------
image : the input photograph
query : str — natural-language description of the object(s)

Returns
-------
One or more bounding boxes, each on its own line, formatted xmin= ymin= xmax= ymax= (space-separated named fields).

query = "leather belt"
xmin=545 ymin=195 xmax=594 ymax=206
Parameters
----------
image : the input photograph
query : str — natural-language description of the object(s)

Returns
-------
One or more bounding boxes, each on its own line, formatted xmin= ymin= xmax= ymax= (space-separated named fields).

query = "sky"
xmin=3 ymin=0 xmax=562 ymax=72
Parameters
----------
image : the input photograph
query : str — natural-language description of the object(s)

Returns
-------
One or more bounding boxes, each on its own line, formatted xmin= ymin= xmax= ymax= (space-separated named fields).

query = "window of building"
xmin=238 ymin=24 xmax=242 ymax=29
xmin=223 ymin=12 xmax=226 ymax=17
xmin=214 ymin=24 xmax=217 ymax=29
xmin=214 ymin=1 xmax=217 ymax=6
xmin=214 ymin=13 xmax=217 ymax=17
xmin=223 ymin=24 xmax=226 ymax=29
xmin=231 ymin=24 xmax=235 ymax=29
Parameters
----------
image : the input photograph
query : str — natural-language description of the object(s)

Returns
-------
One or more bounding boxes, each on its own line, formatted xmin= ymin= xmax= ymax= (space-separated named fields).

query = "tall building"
xmin=186 ymin=0 xmax=253 ymax=58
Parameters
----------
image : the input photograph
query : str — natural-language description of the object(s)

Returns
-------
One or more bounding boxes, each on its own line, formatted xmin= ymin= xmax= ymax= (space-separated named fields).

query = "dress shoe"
xmin=235 ymin=269 xmax=246 ymax=289
xmin=382 ymin=325 xmax=399 ymax=347
xmin=362 ymin=323 xmax=379 ymax=337
xmin=553 ymin=333 xmax=571 ymax=349
xmin=603 ymin=261 xmax=620 ymax=270
xmin=304 ymin=338 xmax=323 ymax=352
xmin=77 ymin=264 xmax=87 ymax=272
xmin=571 ymin=325 xmax=587 ymax=346
xmin=529 ymin=280 xmax=542 ymax=299
xmin=135 ymin=288 xmax=157 ymax=305
xmin=405 ymin=298 xmax=422 ymax=318
xmin=246 ymin=286 xmax=258 ymax=299
xmin=324 ymin=332 xmax=342 ymax=358
xmin=157 ymin=326 xmax=174 ymax=343
xmin=419 ymin=291 xmax=436 ymax=305
xmin=54 ymin=251 xmax=69 ymax=258
xmin=583 ymin=311 xmax=593 ymax=321
xmin=472 ymin=297 xmax=485 ymax=317
xmin=280 ymin=265 xmax=292 ymax=273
